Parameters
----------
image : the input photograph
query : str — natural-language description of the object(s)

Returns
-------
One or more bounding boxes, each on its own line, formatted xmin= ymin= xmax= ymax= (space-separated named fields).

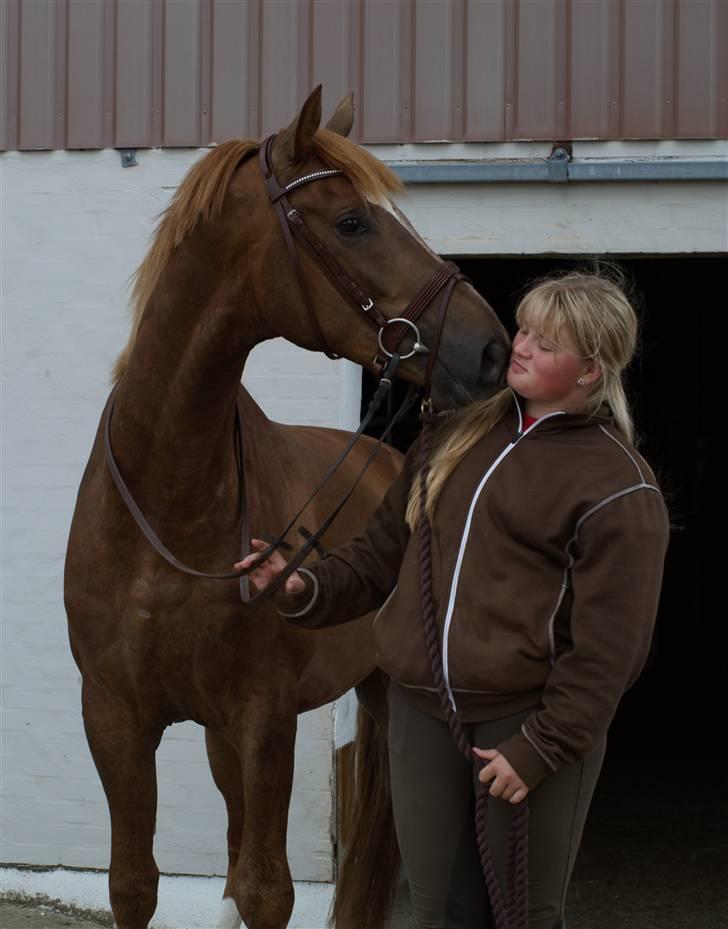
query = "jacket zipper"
xmin=441 ymin=407 xmax=566 ymax=713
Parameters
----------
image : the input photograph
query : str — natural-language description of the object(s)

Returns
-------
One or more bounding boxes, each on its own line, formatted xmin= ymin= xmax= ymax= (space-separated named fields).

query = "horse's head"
xmin=231 ymin=87 xmax=509 ymax=410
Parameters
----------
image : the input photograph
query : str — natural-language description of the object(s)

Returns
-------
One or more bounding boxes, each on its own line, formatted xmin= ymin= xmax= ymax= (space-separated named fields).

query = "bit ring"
xmin=377 ymin=318 xmax=427 ymax=361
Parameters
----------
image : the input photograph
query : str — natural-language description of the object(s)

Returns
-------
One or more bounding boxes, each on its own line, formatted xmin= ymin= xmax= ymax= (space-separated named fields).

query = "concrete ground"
xmin=0 ymin=870 xmax=416 ymax=929
xmin=2 ymin=863 xmax=727 ymax=929
xmin=0 ymin=901 xmax=109 ymax=929
xmin=0 ymin=871 xmax=322 ymax=929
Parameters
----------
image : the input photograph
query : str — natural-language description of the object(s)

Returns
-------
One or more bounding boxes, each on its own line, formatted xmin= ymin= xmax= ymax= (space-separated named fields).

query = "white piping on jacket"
xmin=599 ymin=425 xmax=648 ymax=482
xmin=373 ymin=583 xmax=398 ymax=622
xmin=546 ymin=433 xmax=662 ymax=666
xmin=547 ymin=576 xmax=570 ymax=665
xmin=521 ymin=721 xmax=558 ymax=771
xmin=559 ymin=422 xmax=663 ymax=587
xmin=547 ymin=478 xmax=663 ymax=669
xmin=563 ymin=482 xmax=663 ymax=569
xmin=441 ymin=408 xmax=566 ymax=712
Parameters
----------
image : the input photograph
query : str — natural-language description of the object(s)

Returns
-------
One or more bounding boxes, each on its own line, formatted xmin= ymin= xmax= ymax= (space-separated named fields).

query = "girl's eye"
xmin=336 ymin=215 xmax=367 ymax=237
xmin=539 ymin=343 xmax=553 ymax=352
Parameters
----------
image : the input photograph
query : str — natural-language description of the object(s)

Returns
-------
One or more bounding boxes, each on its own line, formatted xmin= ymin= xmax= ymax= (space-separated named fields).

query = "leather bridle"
xmin=105 ymin=133 xmax=469 ymax=603
xmin=258 ymin=134 xmax=465 ymax=377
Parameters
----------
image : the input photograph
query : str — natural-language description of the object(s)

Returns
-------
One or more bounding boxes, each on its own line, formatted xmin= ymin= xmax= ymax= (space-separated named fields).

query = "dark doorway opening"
xmin=361 ymin=256 xmax=726 ymax=927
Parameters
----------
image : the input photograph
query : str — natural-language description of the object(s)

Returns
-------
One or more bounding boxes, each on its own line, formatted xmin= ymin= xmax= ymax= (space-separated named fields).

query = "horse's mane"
xmin=111 ymin=130 xmax=402 ymax=384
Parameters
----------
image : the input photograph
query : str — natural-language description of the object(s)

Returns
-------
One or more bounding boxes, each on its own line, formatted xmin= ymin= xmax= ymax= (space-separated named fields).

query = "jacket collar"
xmin=508 ymin=388 xmax=614 ymax=435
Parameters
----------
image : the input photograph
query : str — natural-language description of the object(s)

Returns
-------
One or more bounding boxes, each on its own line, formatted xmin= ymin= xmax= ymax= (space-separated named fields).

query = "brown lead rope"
xmin=417 ymin=405 xmax=529 ymax=929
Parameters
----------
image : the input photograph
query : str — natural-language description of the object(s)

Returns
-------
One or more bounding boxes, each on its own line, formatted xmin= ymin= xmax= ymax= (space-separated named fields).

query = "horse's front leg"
xmin=82 ymin=680 xmax=163 ymax=929
xmin=231 ymin=701 xmax=298 ymax=929
xmin=205 ymin=727 xmax=244 ymax=929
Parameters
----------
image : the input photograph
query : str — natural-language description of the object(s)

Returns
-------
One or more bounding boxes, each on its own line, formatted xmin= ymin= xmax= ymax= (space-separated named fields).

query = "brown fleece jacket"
xmin=277 ymin=391 xmax=670 ymax=789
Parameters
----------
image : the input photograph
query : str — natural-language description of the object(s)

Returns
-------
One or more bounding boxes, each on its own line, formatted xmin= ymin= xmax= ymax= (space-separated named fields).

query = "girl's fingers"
xmin=233 ymin=539 xmax=287 ymax=573
xmin=250 ymin=539 xmax=289 ymax=570
xmin=285 ymin=572 xmax=306 ymax=595
xmin=234 ymin=555 xmax=264 ymax=571
xmin=478 ymin=761 xmax=498 ymax=785
xmin=473 ymin=748 xmax=527 ymax=803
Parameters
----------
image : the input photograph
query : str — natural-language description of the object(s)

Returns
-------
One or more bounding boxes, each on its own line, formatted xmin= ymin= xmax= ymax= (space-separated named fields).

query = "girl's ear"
xmin=583 ymin=361 xmax=603 ymax=384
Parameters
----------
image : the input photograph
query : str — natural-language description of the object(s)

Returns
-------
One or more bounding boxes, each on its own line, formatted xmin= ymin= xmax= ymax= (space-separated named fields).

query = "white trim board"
xmin=390 ymin=180 xmax=727 ymax=255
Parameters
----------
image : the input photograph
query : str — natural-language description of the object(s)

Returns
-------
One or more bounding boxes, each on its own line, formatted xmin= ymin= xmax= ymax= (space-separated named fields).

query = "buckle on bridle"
xmin=361 ymin=297 xmax=374 ymax=312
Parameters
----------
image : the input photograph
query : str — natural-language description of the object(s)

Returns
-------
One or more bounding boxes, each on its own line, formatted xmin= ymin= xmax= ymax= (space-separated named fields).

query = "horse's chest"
xmin=127 ymin=569 xmax=194 ymax=616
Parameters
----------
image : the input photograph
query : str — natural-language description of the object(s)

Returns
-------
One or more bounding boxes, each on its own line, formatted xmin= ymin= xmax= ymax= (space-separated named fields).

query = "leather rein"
xmin=104 ymin=133 xmax=466 ymax=604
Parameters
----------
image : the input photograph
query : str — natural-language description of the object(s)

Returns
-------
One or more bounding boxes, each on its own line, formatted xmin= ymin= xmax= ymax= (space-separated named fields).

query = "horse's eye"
xmin=336 ymin=215 xmax=367 ymax=237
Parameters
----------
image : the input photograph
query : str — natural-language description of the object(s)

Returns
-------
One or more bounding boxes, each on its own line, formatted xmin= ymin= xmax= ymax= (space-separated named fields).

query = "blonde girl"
xmin=238 ymin=270 xmax=670 ymax=929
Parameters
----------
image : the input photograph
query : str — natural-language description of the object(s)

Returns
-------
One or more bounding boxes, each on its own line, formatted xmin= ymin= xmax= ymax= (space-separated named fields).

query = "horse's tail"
xmin=329 ymin=704 xmax=400 ymax=929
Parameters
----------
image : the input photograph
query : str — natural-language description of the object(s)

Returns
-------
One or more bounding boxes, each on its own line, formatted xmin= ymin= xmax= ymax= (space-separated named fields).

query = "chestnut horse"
xmin=64 ymin=88 xmax=509 ymax=929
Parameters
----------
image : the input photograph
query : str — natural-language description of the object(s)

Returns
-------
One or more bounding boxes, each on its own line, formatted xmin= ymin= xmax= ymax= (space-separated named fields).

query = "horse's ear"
xmin=275 ymin=85 xmax=322 ymax=166
xmin=325 ymin=92 xmax=354 ymax=138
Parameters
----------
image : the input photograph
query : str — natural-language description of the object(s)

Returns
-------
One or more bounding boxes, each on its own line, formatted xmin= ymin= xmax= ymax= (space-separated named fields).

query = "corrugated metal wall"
xmin=1 ymin=0 xmax=727 ymax=152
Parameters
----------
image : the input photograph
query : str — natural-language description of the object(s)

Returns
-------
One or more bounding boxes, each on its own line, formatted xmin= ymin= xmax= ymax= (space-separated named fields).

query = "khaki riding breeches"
xmin=387 ymin=680 xmax=606 ymax=929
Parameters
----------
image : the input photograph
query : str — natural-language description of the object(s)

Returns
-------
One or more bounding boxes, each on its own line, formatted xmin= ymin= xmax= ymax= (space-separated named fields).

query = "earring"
xmin=577 ymin=377 xmax=586 ymax=385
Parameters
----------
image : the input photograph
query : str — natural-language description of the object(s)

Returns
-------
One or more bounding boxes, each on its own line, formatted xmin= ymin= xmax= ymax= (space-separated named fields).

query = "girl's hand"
xmin=234 ymin=538 xmax=306 ymax=595
xmin=473 ymin=747 xmax=529 ymax=805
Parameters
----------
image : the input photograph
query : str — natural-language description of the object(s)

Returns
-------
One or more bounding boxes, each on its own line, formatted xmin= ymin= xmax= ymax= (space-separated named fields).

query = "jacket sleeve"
xmin=497 ymin=485 xmax=670 ymax=789
xmin=274 ymin=438 xmax=420 ymax=629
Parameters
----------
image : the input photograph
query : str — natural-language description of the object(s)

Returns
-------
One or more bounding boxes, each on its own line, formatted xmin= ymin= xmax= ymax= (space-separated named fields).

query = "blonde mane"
xmin=111 ymin=130 xmax=402 ymax=384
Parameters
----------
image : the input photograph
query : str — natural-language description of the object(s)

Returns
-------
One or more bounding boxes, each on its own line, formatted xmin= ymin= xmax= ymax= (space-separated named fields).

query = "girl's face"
xmin=506 ymin=318 xmax=599 ymax=416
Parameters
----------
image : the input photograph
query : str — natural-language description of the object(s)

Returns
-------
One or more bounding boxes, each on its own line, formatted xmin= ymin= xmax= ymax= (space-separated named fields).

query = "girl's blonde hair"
xmin=405 ymin=269 xmax=640 ymax=529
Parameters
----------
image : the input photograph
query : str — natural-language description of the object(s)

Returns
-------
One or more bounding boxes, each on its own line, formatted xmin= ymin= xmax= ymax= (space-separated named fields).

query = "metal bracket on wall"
xmin=120 ymin=149 xmax=138 ymax=168
xmin=547 ymin=146 xmax=571 ymax=183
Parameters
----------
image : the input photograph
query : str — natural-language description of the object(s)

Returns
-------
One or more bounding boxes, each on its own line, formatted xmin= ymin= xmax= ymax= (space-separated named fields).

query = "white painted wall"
xmin=2 ymin=140 xmax=725 ymax=879
xmin=0 ymin=149 xmax=360 ymax=879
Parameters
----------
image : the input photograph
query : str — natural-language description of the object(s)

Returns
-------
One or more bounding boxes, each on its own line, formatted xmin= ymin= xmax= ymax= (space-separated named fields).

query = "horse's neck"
xmin=111 ymin=263 xmax=261 ymax=508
